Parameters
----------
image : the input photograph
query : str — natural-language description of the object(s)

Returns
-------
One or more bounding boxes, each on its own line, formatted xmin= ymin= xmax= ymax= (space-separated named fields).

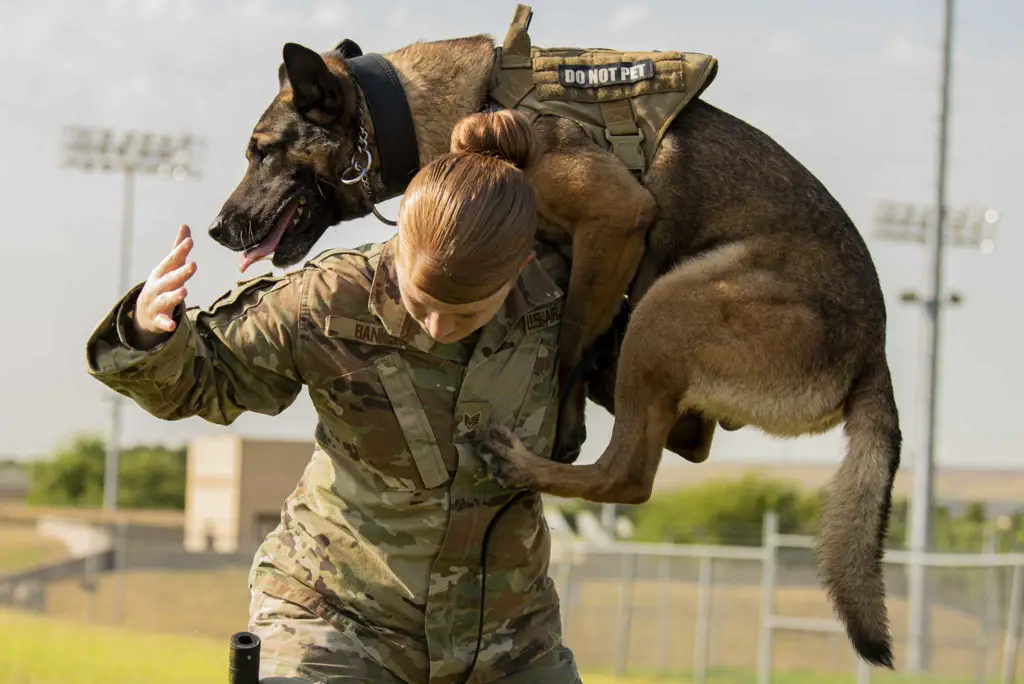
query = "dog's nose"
xmin=208 ymin=216 xmax=228 ymax=245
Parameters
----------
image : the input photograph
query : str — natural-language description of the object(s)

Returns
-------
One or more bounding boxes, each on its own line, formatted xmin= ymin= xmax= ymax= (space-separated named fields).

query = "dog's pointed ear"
xmin=281 ymin=42 xmax=345 ymax=118
xmin=277 ymin=62 xmax=288 ymax=90
xmin=333 ymin=39 xmax=362 ymax=58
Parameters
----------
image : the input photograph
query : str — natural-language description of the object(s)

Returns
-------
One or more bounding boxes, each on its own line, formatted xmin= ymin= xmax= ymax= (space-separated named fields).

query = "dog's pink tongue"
xmin=239 ymin=202 xmax=297 ymax=273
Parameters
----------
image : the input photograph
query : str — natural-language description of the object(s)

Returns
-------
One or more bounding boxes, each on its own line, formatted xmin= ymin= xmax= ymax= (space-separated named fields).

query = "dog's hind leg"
xmin=479 ymin=248 xmax=737 ymax=503
xmin=479 ymin=239 xmax=851 ymax=504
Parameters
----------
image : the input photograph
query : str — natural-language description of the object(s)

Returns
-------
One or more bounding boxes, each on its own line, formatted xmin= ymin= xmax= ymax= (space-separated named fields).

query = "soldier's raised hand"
xmin=131 ymin=224 xmax=198 ymax=348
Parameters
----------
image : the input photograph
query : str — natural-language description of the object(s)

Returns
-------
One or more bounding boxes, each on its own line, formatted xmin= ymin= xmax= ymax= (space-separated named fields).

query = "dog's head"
xmin=209 ymin=39 xmax=375 ymax=272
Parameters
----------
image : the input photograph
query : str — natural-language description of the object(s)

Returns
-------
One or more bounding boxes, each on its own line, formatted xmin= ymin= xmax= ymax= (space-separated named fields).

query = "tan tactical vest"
xmin=488 ymin=4 xmax=719 ymax=177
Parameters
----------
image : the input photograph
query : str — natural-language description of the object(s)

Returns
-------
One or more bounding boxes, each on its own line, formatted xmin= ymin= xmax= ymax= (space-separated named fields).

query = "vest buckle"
xmin=604 ymin=129 xmax=646 ymax=175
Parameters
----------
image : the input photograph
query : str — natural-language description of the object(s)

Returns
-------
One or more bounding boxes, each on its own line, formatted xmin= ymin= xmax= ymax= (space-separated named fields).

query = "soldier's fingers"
xmin=171 ymin=224 xmax=188 ymax=249
xmin=139 ymin=260 xmax=181 ymax=309
xmin=157 ymin=260 xmax=197 ymax=292
xmin=152 ymin=236 xmax=194 ymax=279
xmin=140 ymin=278 xmax=182 ymax=315
xmin=155 ymin=287 xmax=187 ymax=312
xmin=154 ymin=239 xmax=191 ymax=279
xmin=151 ymin=313 xmax=177 ymax=333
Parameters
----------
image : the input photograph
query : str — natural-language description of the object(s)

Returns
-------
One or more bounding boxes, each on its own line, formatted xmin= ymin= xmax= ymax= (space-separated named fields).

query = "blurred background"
xmin=0 ymin=1 xmax=1020 ymax=682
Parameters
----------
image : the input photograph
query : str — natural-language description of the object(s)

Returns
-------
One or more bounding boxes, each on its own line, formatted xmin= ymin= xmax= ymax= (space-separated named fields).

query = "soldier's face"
xmin=397 ymin=271 xmax=517 ymax=345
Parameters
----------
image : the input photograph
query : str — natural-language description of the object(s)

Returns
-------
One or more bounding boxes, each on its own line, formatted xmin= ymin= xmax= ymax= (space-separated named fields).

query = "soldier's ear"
xmin=281 ymin=42 xmax=346 ymax=119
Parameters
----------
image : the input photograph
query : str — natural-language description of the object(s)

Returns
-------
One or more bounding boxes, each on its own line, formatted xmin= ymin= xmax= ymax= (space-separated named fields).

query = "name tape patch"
xmin=557 ymin=59 xmax=655 ymax=88
xmin=524 ymin=303 xmax=562 ymax=333
xmin=327 ymin=316 xmax=406 ymax=348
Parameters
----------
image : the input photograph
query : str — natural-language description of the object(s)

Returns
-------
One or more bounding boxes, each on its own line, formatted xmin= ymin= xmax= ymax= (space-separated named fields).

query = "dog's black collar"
xmin=345 ymin=53 xmax=420 ymax=202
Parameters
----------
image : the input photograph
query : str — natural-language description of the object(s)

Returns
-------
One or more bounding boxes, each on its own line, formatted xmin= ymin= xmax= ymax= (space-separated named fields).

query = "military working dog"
xmin=205 ymin=9 xmax=901 ymax=670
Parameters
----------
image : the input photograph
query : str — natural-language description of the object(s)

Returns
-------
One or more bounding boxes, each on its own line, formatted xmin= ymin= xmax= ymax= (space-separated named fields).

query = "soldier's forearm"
xmin=86 ymin=295 xmax=214 ymax=421
xmin=86 ymin=284 xmax=302 ymax=426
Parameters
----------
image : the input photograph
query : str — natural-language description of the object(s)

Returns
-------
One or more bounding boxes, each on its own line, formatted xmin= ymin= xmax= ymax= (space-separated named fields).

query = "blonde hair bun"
xmin=449 ymin=109 xmax=541 ymax=172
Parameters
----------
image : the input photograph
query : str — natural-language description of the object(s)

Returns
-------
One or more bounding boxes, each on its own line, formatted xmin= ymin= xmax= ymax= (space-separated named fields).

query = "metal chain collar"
xmin=339 ymin=109 xmax=397 ymax=227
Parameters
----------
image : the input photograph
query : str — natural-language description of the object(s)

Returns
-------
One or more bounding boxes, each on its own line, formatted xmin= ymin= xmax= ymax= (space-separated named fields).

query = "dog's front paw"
xmin=478 ymin=424 xmax=535 ymax=489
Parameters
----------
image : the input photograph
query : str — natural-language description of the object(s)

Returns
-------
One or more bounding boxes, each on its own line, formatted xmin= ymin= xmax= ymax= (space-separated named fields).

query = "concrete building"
xmin=183 ymin=434 xmax=1024 ymax=554
xmin=184 ymin=435 xmax=310 ymax=554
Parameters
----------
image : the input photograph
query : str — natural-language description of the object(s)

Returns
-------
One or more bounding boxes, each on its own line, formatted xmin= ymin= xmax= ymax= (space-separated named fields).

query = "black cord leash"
xmin=458 ymin=490 xmax=528 ymax=684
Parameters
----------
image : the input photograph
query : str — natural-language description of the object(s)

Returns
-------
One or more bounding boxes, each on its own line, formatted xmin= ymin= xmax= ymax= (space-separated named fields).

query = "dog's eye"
xmin=248 ymin=138 xmax=273 ymax=163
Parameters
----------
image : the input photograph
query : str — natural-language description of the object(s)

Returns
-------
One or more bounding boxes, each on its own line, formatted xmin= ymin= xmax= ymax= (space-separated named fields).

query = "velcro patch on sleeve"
xmin=557 ymin=59 xmax=655 ymax=88
xmin=524 ymin=303 xmax=563 ymax=333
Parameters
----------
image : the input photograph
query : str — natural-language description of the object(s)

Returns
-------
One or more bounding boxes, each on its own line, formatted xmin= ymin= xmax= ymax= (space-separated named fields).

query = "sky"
xmin=1 ymin=0 xmax=1021 ymax=477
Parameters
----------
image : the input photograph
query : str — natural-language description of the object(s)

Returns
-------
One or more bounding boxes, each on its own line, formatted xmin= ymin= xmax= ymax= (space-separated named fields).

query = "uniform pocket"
xmin=313 ymin=313 xmax=456 ymax=492
xmin=315 ymin=360 xmax=453 ymax=493
xmin=373 ymin=353 xmax=450 ymax=489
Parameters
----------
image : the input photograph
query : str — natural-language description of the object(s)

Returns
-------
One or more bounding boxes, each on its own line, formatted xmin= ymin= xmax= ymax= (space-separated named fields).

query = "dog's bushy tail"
xmin=817 ymin=358 xmax=902 ymax=669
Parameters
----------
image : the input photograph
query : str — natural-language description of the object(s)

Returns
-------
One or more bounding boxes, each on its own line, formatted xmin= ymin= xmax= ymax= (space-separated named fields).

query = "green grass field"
xmin=0 ymin=608 xmax=1003 ymax=684
xmin=0 ymin=520 xmax=1016 ymax=683
xmin=1 ymin=608 xmax=223 ymax=684
xmin=0 ymin=524 xmax=69 ymax=574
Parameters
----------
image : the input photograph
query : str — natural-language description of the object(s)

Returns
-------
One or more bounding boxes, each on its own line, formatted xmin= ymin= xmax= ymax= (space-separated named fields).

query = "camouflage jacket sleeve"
xmin=85 ymin=271 xmax=306 ymax=425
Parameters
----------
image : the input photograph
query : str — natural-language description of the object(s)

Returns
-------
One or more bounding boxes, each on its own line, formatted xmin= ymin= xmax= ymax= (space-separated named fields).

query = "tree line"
xmin=18 ymin=433 xmax=1024 ymax=552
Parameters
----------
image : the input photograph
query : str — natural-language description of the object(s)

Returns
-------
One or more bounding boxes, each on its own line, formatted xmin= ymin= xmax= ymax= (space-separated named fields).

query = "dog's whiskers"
xmin=315 ymin=176 xmax=336 ymax=199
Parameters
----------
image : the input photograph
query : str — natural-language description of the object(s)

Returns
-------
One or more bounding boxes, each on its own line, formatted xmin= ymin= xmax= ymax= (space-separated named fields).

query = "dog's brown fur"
xmin=208 ymin=32 xmax=900 ymax=670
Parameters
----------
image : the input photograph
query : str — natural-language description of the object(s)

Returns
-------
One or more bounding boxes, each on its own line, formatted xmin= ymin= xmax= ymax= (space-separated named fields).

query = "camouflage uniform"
xmin=85 ymin=238 xmax=581 ymax=684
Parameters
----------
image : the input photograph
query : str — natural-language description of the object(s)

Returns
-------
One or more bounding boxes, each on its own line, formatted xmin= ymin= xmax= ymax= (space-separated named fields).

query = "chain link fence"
xmin=2 ymin=509 xmax=1022 ymax=683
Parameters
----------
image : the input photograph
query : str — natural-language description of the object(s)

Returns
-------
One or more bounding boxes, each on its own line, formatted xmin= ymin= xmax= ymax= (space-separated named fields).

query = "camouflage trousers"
xmin=248 ymin=590 xmax=583 ymax=684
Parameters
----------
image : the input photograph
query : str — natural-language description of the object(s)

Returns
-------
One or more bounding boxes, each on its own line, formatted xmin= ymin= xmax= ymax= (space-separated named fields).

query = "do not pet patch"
xmin=557 ymin=59 xmax=655 ymax=88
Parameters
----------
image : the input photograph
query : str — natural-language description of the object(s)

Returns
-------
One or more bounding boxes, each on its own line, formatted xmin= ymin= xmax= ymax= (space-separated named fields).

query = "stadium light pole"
xmin=873 ymin=197 xmax=998 ymax=673
xmin=60 ymin=126 xmax=203 ymax=512
xmin=882 ymin=0 xmax=1003 ymax=671
xmin=873 ymin=11 xmax=1001 ymax=652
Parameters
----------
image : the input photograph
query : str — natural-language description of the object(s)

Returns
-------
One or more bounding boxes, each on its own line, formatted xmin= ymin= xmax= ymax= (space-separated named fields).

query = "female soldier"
xmin=85 ymin=109 xmax=581 ymax=683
